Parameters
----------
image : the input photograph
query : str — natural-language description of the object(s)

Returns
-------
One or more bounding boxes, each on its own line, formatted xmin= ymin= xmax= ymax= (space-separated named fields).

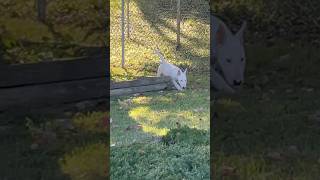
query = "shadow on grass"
xmin=135 ymin=0 xmax=209 ymax=45
xmin=0 ymin=122 xmax=71 ymax=179
xmin=135 ymin=0 xmax=210 ymax=63
xmin=0 ymin=108 xmax=109 ymax=180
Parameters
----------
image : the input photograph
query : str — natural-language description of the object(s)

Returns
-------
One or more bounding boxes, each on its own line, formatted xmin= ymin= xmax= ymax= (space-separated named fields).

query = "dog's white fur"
xmin=211 ymin=15 xmax=247 ymax=93
xmin=155 ymin=48 xmax=187 ymax=91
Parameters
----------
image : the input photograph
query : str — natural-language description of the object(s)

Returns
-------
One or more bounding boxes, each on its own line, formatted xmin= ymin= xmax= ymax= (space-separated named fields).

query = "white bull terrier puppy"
xmin=154 ymin=48 xmax=187 ymax=91
xmin=211 ymin=15 xmax=247 ymax=93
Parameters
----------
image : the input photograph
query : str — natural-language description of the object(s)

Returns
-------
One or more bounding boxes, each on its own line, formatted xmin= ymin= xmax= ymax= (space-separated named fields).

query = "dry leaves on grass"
xmin=125 ymin=124 xmax=143 ymax=131
xmin=221 ymin=165 xmax=238 ymax=177
xmin=309 ymin=110 xmax=320 ymax=124
xmin=193 ymin=107 xmax=205 ymax=113
xmin=301 ymin=87 xmax=314 ymax=92
xmin=118 ymin=99 xmax=133 ymax=110
xmin=266 ymin=151 xmax=285 ymax=161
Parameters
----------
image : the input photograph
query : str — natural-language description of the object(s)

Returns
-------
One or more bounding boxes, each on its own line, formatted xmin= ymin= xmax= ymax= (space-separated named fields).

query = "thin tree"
xmin=37 ymin=0 xmax=47 ymax=23
xmin=176 ymin=0 xmax=181 ymax=50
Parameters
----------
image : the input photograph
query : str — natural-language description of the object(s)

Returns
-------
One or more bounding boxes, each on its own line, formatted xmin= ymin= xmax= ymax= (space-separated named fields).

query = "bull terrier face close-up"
xmin=213 ymin=16 xmax=247 ymax=89
xmin=177 ymin=68 xmax=187 ymax=89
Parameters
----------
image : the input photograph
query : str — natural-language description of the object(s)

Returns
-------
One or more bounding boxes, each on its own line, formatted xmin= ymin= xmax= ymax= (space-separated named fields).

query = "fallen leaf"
xmin=194 ymin=107 xmax=205 ymax=113
xmin=302 ymin=87 xmax=314 ymax=92
xmin=125 ymin=124 xmax=142 ymax=131
xmin=221 ymin=165 xmax=237 ymax=176
xmin=287 ymin=145 xmax=299 ymax=155
xmin=30 ymin=143 xmax=39 ymax=150
xmin=286 ymin=89 xmax=293 ymax=93
xmin=266 ymin=152 xmax=284 ymax=161
xmin=118 ymin=99 xmax=132 ymax=110
xmin=309 ymin=110 xmax=320 ymax=123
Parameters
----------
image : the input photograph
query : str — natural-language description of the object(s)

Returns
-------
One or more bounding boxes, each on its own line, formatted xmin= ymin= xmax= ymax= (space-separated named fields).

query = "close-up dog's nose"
xmin=233 ymin=80 xmax=242 ymax=86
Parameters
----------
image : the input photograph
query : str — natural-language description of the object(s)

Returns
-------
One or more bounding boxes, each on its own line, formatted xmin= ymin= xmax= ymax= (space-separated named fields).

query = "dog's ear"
xmin=214 ymin=16 xmax=232 ymax=46
xmin=236 ymin=21 xmax=247 ymax=44
xmin=184 ymin=68 xmax=187 ymax=74
xmin=177 ymin=70 xmax=181 ymax=76
xmin=216 ymin=25 xmax=226 ymax=46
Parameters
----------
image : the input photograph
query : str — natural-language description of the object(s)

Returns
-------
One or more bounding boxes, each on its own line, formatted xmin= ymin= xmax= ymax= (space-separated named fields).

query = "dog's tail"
xmin=154 ymin=46 xmax=166 ymax=63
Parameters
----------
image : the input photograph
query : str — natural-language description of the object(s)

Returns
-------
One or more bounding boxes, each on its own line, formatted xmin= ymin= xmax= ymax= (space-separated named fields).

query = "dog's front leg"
xmin=171 ymin=79 xmax=183 ymax=91
xmin=212 ymin=70 xmax=235 ymax=93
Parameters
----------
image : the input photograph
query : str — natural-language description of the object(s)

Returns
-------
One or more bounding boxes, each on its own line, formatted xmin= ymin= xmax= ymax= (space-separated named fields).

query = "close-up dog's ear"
xmin=184 ymin=68 xmax=187 ymax=74
xmin=213 ymin=16 xmax=232 ymax=46
xmin=216 ymin=25 xmax=226 ymax=46
xmin=236 ymin=21 xmax=247 ymax=43
xmin=177 ymin=70 xmax=181 ymax=76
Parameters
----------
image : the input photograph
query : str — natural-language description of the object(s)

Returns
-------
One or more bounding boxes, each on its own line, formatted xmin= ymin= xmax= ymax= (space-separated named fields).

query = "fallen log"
xmin=111 ymin=76 xmax=173 ymax=96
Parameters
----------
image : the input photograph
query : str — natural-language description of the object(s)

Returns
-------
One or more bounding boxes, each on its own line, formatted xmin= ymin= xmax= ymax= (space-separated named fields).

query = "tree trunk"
xmin=37 ymin=0 xmax=47 ymax=23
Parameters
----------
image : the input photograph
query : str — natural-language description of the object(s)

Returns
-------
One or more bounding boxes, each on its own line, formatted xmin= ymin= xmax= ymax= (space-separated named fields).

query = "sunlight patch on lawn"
xmin=142 ymin=125 xmax=169 ymax=136
xmin=176 ymin=110 xmax=210 ymax=130
xmin=129 ymin=106 xmax=164 ymax=125
xmin=132 ymin=96 xmax=153 ymax=105
xmin=132 ymin=95 xmax=173 ymax=104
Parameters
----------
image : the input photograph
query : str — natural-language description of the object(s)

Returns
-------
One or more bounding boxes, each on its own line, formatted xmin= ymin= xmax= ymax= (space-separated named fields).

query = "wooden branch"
xmin=111 ymin=83 xmax=168 ymax=97
xmin=110 ymin=76 xmax=173 ymax=96
xmin=111 ymin=76 xmax=171 ymax=89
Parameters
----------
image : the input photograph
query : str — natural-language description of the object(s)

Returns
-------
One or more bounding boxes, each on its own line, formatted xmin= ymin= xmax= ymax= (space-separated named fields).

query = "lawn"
xmin=0 ymin=105 xmax=109 ymax=180
xmin=212 ymin=42 xmax=320 ymax=179
xmin=110 ymin=0 xmax=210 ymax=179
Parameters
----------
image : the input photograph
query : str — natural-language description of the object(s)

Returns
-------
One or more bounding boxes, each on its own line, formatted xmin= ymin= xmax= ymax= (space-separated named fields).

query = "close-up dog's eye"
xmin=226 ymin=58 xmax=232 ymax=63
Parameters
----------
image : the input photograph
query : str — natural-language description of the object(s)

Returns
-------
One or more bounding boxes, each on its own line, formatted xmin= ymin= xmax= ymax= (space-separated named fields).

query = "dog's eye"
xmin=226 ymin=58 xmax=232 ymax=63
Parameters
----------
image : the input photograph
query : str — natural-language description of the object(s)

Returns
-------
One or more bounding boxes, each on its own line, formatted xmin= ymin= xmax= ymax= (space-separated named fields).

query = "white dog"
xmin=154 ymin=48 xmax=187 ymax=91
xmin=211 ymin=15 xmax=247 ymax=93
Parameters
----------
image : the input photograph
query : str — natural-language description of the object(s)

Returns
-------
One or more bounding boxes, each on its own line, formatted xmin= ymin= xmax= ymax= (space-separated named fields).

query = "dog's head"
xmin=212 ymin=16 xmax=247 ymax=89
xmin=176 ymin=68 xmax=187 ymax=90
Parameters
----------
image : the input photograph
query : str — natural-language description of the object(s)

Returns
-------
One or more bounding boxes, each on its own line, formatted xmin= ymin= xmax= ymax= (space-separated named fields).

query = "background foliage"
xmin=0 ymin=0 xmax=107 ymax=64
xmin=210 ymin=0 xmax=320 ymax=45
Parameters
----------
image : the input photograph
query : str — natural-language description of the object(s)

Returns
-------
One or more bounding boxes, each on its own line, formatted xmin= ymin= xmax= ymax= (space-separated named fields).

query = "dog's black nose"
xmin=233 ymin=80 xmax=242 ymax=86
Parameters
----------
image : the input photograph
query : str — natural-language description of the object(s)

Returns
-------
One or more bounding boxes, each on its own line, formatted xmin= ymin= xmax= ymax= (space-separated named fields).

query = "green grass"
xmin=110 ymin=0 xmax=210 ymax=179
xmin=212 ymin=42 xmax=320 ymax=179
xmin=111 ymin=91 xmax=210 ymax=179
xmin=0 ymin=110 xmax=109 ymax=180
